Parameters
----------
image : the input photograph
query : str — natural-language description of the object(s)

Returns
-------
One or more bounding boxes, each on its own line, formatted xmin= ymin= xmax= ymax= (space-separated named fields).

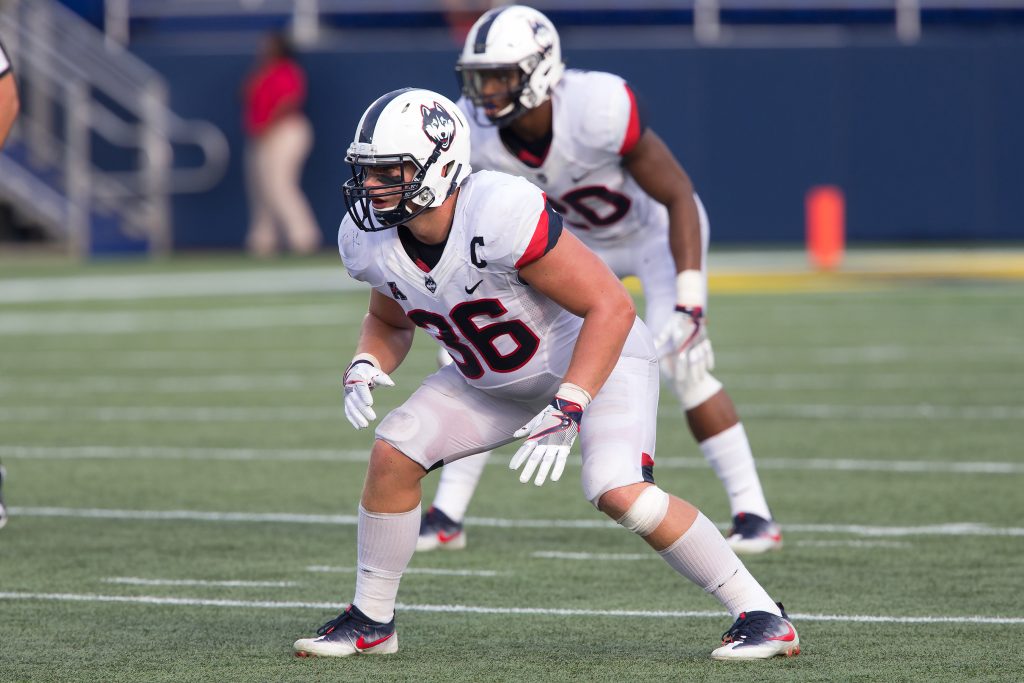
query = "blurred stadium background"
xmin=1 ymin=0 xmax=1022 ymax=255
xmin=1 ymin=2 xmax=1024 ymax=682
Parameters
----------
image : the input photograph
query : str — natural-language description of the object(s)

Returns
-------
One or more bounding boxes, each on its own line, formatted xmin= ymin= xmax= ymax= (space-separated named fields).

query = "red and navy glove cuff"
xmin=674 ymin=305 xmax=704 ymax=318
xmin=551 ymin=396 xmax=585 ymax=426
xmin=551 ymin=382 xmax=592 ymax=426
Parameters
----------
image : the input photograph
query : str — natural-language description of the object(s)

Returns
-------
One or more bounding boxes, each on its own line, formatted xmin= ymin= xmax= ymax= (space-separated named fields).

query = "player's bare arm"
xmin=341 ymin=290 xmax=413 ymax=430
xmin=355 ymin=289 xmax=416 ymax=374
xmin=0 ymin=70 xmax=20 ymax=149
xmin=518 ymin=229 xmax=635 ymax=399
xmin=626 ymin=128 xmax=712 ymax=372
xmin=624 ymin=129 xmax=701 ymax=273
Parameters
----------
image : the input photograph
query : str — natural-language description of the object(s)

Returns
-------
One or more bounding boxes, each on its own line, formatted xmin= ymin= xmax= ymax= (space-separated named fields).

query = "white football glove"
xmin=343 ymin=356 xmax=395 ymax=430
xmin=510 ymin=384 xmax=591 ymax=486
xmin=654 ymin=305 xmax=715 ymax=385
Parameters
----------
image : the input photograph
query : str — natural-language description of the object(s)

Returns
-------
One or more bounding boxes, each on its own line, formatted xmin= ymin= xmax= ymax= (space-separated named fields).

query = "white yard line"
xmin=0 ymin=591 xmax=1019 ymax=625
xmin=4 ymin=372 xmax=1021 ymax=396
xmin=779 ymin=523 xmax=1024 ymax=537
xmin=0 ymin=304 xmax=355 ymax=336
xmin=535 ymin=542 xmax=914 ymax=556
xmin=0 ymin=374 xmax=327 ymax=395
xmin=10 ymin=506 xmax=360 ymax=526
xmin=3 ymin=345 xmax=1019 ymax=372
xmin=10 ymin=507 xmax=1024 ymax=537
xmin=0 ymin=350 xmax=341 ymax=371
xmin=723 ymin=372 xmax=1024 ymax=390
xmin=1 ymin=374 xmax=1018 ymax=396
xmin=732 ymin=404 xmax=1024 ymax=420
xmin=1 ymin=403 xmax=1023 ymax=422
xmin=306 ymin=566 xmax=504 ymax=577
xmin=793 ymin=540 xmax=912 ymax=549
xmin=0 ymin=267 xmax=358 ymax=304
xmin=0 ymin=406 xmax=343 ymax=422
xmin=102 ymin=577 xmax=299 ymax=588
xmin=730 ymin=457 xmax=1024 ymax=475
xmin=3 ymin=445 xmax=1023 ymax=475
xmin=0 ymin=446 xmax=370 ymax=463
xmin=532 ymin=551 xmax=655 ymax=561
xmin=717 ymin=344 xmax=1024 ymax=367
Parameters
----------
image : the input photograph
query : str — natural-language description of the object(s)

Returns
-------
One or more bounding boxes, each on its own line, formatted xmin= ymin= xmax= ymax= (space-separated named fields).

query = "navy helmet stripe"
xmin=543 ymin=200 xmax=563 ymax=254
xmin=358 ymin=87 xmax=415 ymax=144
xmin=473 ymin=7 xmax=508 ymax=54
xmin=0 ymin=36 xmax=11 ymax=78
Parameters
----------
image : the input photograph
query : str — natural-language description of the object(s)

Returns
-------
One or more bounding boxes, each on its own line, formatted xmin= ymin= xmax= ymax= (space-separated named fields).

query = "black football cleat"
xmin=711 ymin=602 xmax=800 ymax=660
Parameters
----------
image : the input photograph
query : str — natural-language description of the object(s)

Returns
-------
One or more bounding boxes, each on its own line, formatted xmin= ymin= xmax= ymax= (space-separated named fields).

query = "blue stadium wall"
xmin=134 ymin=33 xmax=1024 ymax=249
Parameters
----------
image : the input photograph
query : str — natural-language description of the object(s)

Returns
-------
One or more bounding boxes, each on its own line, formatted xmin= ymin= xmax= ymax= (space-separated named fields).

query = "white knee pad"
xmin=671 ymin=369 xmax=723 ymax=411
xmin=616 ymin=485 xmax=670 ymax=537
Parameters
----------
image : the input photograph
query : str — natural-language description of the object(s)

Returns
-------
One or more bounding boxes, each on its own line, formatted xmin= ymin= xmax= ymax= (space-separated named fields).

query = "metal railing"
xmin=103 ymin=0 xmax=1024 ymax=47
xmin=0 ymin=0 xmax=229 ymax=256
xmin=688 ymin=0 xmax=1024 ymax=43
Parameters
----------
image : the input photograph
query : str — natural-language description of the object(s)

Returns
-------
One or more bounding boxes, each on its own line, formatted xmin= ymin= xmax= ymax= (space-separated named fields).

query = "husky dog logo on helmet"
xmin=529 ymin=19 xmax=554 ymax=56
xmin=421 ymin=102 xmax=456 ymax=151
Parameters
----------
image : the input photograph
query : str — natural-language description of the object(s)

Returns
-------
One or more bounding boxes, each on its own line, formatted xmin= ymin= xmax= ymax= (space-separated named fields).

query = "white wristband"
xmin=556 ymin=382 xmax=593 ymax=410
xmin=675 ymin=270 xmax=706 ymax=309
xmin=350 ymin=353 xmax=381 ymax=370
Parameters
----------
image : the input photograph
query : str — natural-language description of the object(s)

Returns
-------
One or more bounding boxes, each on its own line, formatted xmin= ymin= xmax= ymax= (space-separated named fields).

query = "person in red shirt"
xmin=242 ymin=33 xmax=320 ymax=256
xmin=0 ymin=39 xmax=20 ymax=151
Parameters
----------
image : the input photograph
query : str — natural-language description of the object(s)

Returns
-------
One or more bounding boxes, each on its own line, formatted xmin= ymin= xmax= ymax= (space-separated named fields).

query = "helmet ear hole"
xmin=441 ymin=160 xmax=455 ymax=178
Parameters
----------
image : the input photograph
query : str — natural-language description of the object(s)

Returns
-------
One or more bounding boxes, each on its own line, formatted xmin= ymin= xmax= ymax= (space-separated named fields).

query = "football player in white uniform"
xmin=0 ymin=39 xmax=18 ymax=529
xmin=418 ymin=4 xmax=782 ymax=555
xmin=292 ymin=88 xmax=799 ymax=661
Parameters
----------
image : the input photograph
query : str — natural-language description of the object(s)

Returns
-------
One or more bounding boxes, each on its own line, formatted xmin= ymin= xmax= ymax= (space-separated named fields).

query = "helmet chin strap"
xmin=371 ymin=182 xmax=435 ymax=227
xmin=371 ymin=204 xmax=410 ymax=226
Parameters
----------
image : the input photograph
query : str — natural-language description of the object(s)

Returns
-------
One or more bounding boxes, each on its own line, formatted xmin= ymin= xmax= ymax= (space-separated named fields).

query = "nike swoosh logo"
xmin=354 ymin=632 xmax=394 ymax=650
xmin=437 ymin=530 xmax=462 ymax=543
xmin=465 ymin=280 xmax=483 ymax=294
xmin=571 ymin=170 xmax=591 ymax=183
xmin=768 ymin=623 xmax=797 ymax=642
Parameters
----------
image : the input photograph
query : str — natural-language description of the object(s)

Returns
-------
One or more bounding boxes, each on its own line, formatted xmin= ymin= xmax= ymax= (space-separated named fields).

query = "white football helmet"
xmin=456 ymin=5 xmax=565 ymax=127
xmin=342 ymin=87 xmax=472 ymax=231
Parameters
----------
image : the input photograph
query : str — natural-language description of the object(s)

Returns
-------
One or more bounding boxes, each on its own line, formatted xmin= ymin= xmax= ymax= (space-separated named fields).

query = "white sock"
xmin=699 ymin=423 xmax=772 ymax=520
xmin=353 ymin=504 xmax=420 ymax=623
xmin=432 ymin=452 xmax=490 ymax=522
xmin=658 ymin=512 xmax=780 ymax=617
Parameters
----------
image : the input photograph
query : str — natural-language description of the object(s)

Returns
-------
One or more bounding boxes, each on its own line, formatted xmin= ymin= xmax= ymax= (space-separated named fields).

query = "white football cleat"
xmin=294 ymin=605 xmax=398 ymax=658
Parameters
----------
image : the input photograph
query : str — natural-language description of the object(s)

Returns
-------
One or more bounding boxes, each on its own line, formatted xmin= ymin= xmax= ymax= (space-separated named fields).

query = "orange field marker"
xmin=806 ymin=185 xmax=845 ymax=270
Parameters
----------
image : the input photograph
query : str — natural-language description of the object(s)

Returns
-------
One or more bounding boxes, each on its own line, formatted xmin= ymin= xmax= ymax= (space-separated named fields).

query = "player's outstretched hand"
xmin=654 ymin=306 xmax=716 ymax=385
xmin=343 ymin=358 xmax=395 ymax=430
xmin=510 ymin=386 xmax=589 ymax=486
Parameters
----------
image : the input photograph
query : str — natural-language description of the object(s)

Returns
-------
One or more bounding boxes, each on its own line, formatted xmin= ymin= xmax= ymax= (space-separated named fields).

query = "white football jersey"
xmin=460 ymin=69 xmax=668 ymax=249
xmin=0 ymin=41 xmax=10 ymax=75
xmin=338 ymin=170 xmax=581 ymax=401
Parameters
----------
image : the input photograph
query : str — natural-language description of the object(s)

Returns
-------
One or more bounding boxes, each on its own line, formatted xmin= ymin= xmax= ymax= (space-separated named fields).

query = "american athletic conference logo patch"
xmin=421 ymin=101 xmax=456 ymax=151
